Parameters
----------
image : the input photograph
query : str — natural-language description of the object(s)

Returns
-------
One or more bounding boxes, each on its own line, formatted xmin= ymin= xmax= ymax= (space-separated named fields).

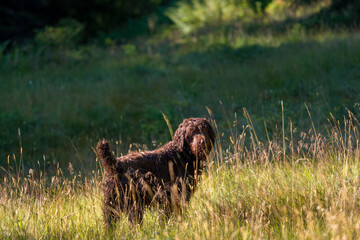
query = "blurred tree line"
xmin=0 ymin=0 xmax=358 ymax=43
xmin=0 ymin=0 xmax=169 ymax=42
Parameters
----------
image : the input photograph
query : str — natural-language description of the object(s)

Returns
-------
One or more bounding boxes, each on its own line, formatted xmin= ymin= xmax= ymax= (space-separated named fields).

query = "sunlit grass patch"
xmin=1 ymin=112 xmax=360 ymax=239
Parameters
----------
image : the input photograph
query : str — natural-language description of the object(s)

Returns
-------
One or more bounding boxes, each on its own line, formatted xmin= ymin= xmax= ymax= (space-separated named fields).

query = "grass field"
xmin=1 ymin=0 xmax=360 ymax=238
xmin=1 ymin=116 xmax=359 ymax=239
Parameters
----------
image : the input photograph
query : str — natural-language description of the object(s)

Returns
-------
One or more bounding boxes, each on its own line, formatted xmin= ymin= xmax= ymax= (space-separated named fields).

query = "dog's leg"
xmin=104 ymin=195 xmax=119 ymax=229
xmin=128 ymin=203 xmax=143 ymax=224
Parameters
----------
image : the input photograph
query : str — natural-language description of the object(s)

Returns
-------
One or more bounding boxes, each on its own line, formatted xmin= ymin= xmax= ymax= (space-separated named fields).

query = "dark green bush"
xmin=35 ymin=19 xmax=84 ymax=49
xmin=0 ymin=0 xmax=170 ymax=42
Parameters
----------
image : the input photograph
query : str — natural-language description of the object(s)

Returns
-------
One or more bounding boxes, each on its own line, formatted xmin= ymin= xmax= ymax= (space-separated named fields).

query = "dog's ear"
xmin=173 ymin=121 xmax=187 ymax=150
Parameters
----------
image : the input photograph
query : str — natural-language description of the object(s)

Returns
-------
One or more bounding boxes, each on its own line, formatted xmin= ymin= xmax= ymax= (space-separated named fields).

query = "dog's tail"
xmin=96 ymin=139 xmax=117 ymax=174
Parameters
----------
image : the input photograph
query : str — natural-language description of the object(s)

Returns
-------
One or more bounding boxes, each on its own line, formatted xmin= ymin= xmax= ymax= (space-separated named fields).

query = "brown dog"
xmin=96 ymin=118 xmax=215 ymax=227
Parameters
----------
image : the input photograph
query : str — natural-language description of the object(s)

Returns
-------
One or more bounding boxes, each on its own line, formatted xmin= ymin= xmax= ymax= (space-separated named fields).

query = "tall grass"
xmin=1 ymin=112 xmax=359 ymax=239
xmin=1 ymin=2 xmax=360 ymax=237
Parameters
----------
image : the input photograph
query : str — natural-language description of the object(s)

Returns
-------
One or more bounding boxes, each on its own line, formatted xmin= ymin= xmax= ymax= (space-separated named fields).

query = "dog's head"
xmin=174 ymin=118 xmax=215 ymax=160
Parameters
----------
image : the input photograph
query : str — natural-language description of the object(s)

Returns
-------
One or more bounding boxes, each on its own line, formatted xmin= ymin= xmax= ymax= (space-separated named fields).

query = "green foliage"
xmin=121 ymin=43 xmax=137 ymax=56
xmin=35 ymin=19 xmax=84 ymax=49
xmin=166 ymin=0 xmax=256 ymax=34
xmin=1 ymin=0 xmax=358 ymax=43
xmin=248 ymin=0 xmax=273 ymax=12
xmin=265 ymin=0 xmax=293 ymax=17
xmin=166 ymin=0 xmax=360 ymax=35
xmin=0 ymin=40 xmax=11 ymax=62
xmin=0 ymin=0 xmax=169 ymax=42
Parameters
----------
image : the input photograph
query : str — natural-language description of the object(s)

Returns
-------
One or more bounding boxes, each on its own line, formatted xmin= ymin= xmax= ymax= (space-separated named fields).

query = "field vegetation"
xmin=0 ymin=0 xmax=359 ymax=238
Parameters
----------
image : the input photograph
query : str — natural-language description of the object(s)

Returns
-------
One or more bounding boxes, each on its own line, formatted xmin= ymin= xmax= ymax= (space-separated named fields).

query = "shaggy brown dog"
xmin=96 ymin=118 xmax=215 ymax=227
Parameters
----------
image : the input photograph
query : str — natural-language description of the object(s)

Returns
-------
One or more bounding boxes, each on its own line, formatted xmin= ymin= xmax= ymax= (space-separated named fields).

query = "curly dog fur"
xmin=96 ymin=118 xmax=215 ymax=226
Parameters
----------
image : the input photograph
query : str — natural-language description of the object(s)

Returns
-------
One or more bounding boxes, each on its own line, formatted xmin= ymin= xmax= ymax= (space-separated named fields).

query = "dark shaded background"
xmin=1 ymin=0 xmax=358 ymax=43
xmin=0 ymin=0 xmax=169 ymax=42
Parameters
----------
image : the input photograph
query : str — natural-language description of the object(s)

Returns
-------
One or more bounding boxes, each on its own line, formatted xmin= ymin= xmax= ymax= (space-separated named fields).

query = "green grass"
xmin=1 ymin=1 xmax=360 ymax=238
xmin=1 ymin=116 xmax=359 ymax=239
xmin=1 ymin=28 xmax=360 ymax=171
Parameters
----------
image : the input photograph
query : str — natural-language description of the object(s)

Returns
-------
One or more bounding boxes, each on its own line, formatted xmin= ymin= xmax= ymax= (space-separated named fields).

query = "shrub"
xmin=166 ymin=0 xmax=256 ymax=34
xmin=34 ymin=18 xmax=84 ymax=50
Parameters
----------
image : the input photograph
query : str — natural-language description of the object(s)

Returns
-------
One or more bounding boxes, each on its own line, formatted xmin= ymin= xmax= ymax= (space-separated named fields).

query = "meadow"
xmin=0 ymin=0 xmax=360 ymax=238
